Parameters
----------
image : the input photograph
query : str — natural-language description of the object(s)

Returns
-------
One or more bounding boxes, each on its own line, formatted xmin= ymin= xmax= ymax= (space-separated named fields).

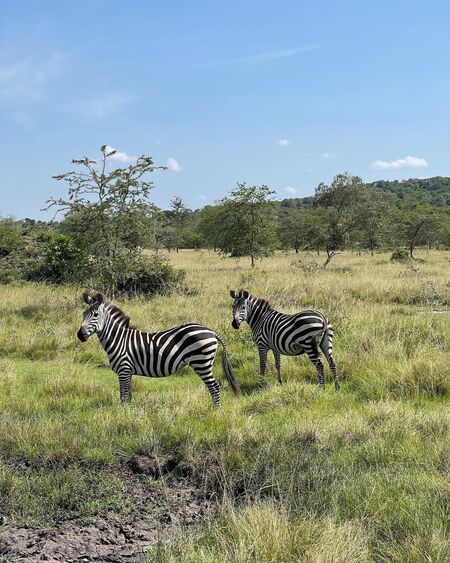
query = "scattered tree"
xmin=314 ymin=173 xmax=377 ymax=266
xmin=45 ymin=146 xmax=183 ymax=295
xmin=212 ymin=183 xmax=277 ymax=267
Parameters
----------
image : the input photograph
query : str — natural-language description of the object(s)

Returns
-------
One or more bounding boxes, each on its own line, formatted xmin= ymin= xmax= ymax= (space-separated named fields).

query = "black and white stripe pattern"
xmin=77 ymin=293 xmax=240 ymax=407
xmin=230 ymin=290 xmax=339 ymax=390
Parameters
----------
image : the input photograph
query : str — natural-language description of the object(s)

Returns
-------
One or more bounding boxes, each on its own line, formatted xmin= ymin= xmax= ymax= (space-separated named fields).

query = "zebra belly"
xmin=133 ymin=360 xmax=174 ymax=378
xmin=267 ymin=333 xmax=323 ymax=356
xmin=273 ymin=342 xmax=306 ymax=356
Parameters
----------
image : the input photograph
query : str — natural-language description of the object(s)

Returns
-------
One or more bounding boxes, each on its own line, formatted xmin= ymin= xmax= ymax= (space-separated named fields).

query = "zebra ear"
xmin=242 ymin=290 xmax=249 ymax=299
xmin=83 ymin=293 xmax=93 ymax=305
xmin=94 ymin=293 xmax=104 ymax=304
xmin=230 ymin=290 xmax=237 ymax=298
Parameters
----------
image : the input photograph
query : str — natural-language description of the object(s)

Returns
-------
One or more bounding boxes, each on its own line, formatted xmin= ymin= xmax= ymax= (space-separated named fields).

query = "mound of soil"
xmin=0 ymin=457 xmax=216 ymax=562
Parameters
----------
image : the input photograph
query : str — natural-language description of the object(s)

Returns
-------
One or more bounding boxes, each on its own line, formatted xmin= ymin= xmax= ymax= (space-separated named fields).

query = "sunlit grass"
xmin=0 ymin=250 xmax=449 ymax=560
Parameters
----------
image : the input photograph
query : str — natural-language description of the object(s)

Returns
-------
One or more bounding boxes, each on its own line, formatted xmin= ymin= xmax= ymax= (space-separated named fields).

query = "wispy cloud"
xmin=277 ymin=139 xmax=290 ymax=147
xmin=0 ymin=53 xmax=63 ymax=103
xmin=167 ymin=157 xmax=183 ymax=172
xmin=104 ymin=145 xmax=136 ymax=163
xmin=321 ymin=152 xmax=336 ymax=160
xmin=284 ymin=186 xmax=297 ymax=195
xmin=74 ymin=94 xmax=136 ymax=118
xmin=192 ymin=45 xmax=322 ymax=69
xmin=198 ymin=194 xmax=207 ymax=201
xmin=369 ymin=155 xmax=428 ymax=170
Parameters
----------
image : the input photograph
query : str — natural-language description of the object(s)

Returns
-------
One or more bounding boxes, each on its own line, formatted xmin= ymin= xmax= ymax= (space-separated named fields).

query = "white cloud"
xmin=192 ymin=45 xmax=322 ymax=69
xmin=75 ymin=94 xmax=136 ymax=118
xmin=321 ymin=152 xmax=336 ymax=160
xmin=369 ymin=155 xmax=428 ymax=170
xmin=284 ymin=186 xmax=297 ymax=195
xmin=277 ymin=139 xmax=290 ymax=147
xmin=167 ymin=157 xmax=183 ymax=172
xmin=0 ymin=53 xmax=63 ymax=103
xmin=104 ymin=145 xmax=136 ymax=163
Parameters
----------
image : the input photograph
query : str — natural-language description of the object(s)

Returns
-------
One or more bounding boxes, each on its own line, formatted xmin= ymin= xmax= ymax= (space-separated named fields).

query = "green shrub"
xmin=25 ymin=232 xmax=84 ymax=284
xmin=0 ymin=261 xmax=21 ymax=284
xmin=115 ymin=254 xmax=185 ymax=297
xmin=390 ymin=248 xmax=410 ymax=262
xmin=0 ymin=221 xmax=24 ymax=257
xmin=0 ymin=221 xmax=25 ymax=283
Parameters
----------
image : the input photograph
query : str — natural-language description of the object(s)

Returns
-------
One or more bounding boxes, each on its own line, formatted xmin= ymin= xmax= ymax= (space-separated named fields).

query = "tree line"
xmin=1 ymin=147 xmax=449 ymax=294
xmin=155 ymin=173 xmax=449 ymax=266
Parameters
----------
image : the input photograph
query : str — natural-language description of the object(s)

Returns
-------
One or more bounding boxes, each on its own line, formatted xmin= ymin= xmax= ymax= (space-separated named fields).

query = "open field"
xmin=0 ymin=250 xmax=449 ymax=562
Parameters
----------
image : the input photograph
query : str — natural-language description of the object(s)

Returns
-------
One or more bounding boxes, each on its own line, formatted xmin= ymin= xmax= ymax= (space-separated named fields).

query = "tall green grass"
xmin=0 ymin=251 xmax=448 ymax=560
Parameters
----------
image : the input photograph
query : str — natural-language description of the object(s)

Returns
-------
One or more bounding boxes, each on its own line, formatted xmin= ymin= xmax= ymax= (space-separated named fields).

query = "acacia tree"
xmin=314 ymin=173 xmax=372 ymax=267
xmin=167 ymin=196 xmax=190 ymax=252
xmin=302 ymin=208 xmax=331 ymax=255
xmin=213 ymin=183 xmax=277 ymax=267
xmin=198 ymin=204 xmax=225 ymax=251
xmin=46 ymin=145 xmax=165 ymax=293
xmin=399 ymin=203 xmax=437 ymax=258
xmin=352 ymin=190 xmax=389 ymax=255
xmin=278 ymin=208 xmax=307 ymax=253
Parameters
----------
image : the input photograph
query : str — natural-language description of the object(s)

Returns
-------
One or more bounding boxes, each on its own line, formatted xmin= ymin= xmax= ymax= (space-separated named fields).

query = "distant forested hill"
xmin=280 ymin=176 xmax=450 ymax=208
xmin=367 ymin=177 xmax=450 ymax=207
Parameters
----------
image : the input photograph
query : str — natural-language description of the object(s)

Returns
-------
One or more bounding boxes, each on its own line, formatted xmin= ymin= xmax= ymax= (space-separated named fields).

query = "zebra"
xmin=230 ymin=290 xmax=339 ymax=390
xmin=77 ymin=293 xmax=240 ymax=407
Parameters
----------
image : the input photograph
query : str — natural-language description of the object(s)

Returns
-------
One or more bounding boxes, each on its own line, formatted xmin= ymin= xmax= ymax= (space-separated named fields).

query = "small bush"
xmin=0 ymin=222 xmax=23 ymax=257
xmin=291 ymin=259 xmax=321 ymax=276
xmin=0 ymin=261 xmax=21 ymax=284
xmin=390 ymin=248 xmax=410 ymax=262
xmin=25 ymin=232 xmax=85 ymax=284
xmin=115 ymin=254 xmax=185 ymax=297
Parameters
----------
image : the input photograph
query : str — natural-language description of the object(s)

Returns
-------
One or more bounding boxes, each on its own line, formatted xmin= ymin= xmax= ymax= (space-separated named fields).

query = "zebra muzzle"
xmin=77 ymin=327 xmax=89 ymax=342
xmin=232 ymin=319 xmax=240 ymax=329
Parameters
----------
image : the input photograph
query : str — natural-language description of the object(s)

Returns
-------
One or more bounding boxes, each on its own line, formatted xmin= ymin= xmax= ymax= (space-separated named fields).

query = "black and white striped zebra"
xmin=230 ymin=290 xmax=339 ymax=390
xmin=77 ymin=293 xmax=240 ymax=407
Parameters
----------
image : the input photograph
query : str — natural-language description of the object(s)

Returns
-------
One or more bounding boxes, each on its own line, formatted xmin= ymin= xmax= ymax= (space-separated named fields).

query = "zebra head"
xmin=77 ymin=293 xmax=106 ymax=342
xmin=230 ymin=290 xmax=250 ymax=329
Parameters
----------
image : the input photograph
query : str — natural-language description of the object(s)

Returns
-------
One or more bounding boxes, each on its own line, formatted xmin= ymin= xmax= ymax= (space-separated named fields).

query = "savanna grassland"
xmin=0 ymin=250 xmax=449 ymax=562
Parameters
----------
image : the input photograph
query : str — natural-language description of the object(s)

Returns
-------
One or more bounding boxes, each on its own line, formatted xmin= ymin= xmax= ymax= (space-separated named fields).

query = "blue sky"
xmin=1 ymin=0 xmax=449 ymax=218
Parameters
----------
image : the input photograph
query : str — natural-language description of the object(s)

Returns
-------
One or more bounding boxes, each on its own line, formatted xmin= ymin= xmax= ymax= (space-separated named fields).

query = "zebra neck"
xmin=97 ymin=312 xmax=130 ymax=354
xmin=247 ymin=298 xmax=272 ymax=329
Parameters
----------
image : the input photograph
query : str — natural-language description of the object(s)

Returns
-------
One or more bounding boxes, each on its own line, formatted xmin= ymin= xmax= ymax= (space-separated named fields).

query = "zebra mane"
xmin=247 ymin=292 xmax=274 ymax=311
xmin=104 ymin=299 xmax=136 ymax=329
xmin=255 ymin=297 xmax=274 ymax=310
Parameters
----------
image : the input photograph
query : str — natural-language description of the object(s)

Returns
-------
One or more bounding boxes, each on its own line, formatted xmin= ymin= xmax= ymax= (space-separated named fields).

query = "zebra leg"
xmin=117 ymin=369 xmax=132 ymax=403
xmin=320 ymin=330 xmax=340 ymax=391
xmin=274 ymin=350 xmax=283 ymax=385
xmin=191 ymin=364 xmax=221 ymax=408
xmin=304 ymin=343 xmax=325 ymax=390
xmin=258 ymin=346 xmax=269 ymax=386
xmin=328 ymin=355 xmax=339 ymax=391
xmin=207 ymin=379 xmax=221 ymax=409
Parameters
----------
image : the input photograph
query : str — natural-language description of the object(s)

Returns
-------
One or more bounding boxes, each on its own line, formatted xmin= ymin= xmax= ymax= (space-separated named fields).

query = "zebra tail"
xmin=216 ymin=334 xmax=241 ymax=396
xmin=318 ymin=317 xmax=332 ymax=345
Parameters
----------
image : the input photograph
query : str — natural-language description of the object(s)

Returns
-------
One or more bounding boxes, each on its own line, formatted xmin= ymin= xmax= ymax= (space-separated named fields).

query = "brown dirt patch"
xmin=0 ymin=457 xmax=216 ymax=562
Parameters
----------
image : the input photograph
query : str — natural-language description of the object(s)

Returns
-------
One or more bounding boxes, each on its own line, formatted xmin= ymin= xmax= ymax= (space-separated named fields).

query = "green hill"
xmin=367 ymin=176 xmax=450 ymax=207
xmin=280 ymin=176 xmax=450 ymax=208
